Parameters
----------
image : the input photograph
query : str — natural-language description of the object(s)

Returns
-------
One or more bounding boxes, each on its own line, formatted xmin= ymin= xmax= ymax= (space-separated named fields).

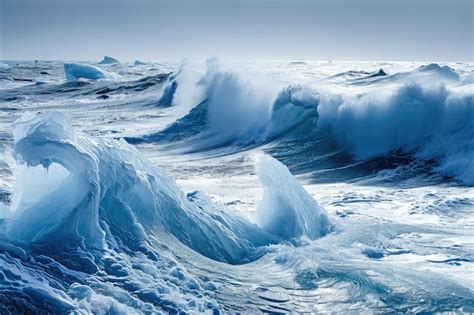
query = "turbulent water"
xmin=0 ymin=59 xmax=473 ymax=313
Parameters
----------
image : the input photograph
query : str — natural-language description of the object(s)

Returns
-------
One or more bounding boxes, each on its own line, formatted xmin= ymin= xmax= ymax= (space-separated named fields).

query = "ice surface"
xmin=0 ymin=62 xmax=10 ymax=70
xmin=134 ymin=60 xmax=146 ymax=65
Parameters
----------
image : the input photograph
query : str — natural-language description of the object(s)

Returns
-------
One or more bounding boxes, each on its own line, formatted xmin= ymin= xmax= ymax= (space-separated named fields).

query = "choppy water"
xmin=0 ymin=59 xmax=473 ymax=313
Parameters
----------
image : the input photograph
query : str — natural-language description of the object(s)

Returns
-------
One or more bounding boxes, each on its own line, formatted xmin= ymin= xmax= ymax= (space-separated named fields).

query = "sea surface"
xmin=0 ymin=59 xmax=473 ymax=313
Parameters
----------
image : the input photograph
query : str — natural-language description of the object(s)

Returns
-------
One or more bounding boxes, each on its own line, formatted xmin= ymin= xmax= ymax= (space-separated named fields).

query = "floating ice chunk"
xmin=255 ymin=154 xmax=333 ymax=240
xmin=0 ymin=62 xmax=10 ymax=70
xmin=134 ymin=60 xmax=146 ymax=66
xmin=64 ymin=63 xmax=119 ymax=81
xmin=98 ymin=56 xmax=120 ymax=64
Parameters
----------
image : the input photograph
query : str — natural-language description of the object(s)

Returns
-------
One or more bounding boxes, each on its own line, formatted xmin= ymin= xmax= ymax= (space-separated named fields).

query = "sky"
xmin=1 ymin=0 xmax=472 ymax=61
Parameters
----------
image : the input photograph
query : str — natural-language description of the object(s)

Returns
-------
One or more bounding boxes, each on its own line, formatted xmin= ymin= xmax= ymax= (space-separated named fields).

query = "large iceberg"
xmin=8 ymin=112 xmax=332 ymax=264
xmin=64 ymin=63 xmax=119 ymax=81
xmin=98 ymin=56 xmax=120 ymax=64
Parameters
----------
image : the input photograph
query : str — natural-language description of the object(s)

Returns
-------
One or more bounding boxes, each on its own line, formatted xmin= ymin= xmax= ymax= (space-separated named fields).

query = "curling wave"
xmin=129 ymin=63 xmax=473 ymax=185
xmin=128 ymin=63 xmax=319 ymax=153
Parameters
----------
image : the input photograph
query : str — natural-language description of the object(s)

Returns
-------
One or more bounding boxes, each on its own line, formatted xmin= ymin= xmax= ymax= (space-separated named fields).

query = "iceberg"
xmin=63 ymin=63 xmax=119 ymax=81
xmin=8 ymin=112 xmax=332 ymax=263
xmin=134 ymin=60 xmax=146 ymax=65
xmin=417 ymin=63 xmax=460 ymax=81
xmin=98 ymin=56 xmax=120 ymax=64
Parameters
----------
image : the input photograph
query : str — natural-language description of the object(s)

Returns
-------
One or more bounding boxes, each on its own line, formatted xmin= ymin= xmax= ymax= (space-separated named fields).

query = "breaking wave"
xmin=130 ymin=63 xmax=473 ymax=185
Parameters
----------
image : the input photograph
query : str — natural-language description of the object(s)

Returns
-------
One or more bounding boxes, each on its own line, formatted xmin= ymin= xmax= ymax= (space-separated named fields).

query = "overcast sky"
xmin=1 ymin=0 xmax=472 ymax=61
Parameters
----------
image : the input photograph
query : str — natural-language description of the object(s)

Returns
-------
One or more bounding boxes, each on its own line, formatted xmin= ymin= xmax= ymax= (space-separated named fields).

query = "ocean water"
xmin=0 ymin=59 xmax=473 ymax=313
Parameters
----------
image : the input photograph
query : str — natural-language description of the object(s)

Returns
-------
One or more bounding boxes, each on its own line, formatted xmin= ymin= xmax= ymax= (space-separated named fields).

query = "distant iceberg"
xmin=417 ymin=63 xmax=460 ymax=81
xmin=64 ymin=63 xmax=119 ymax=81
xmin=366 ymin=68 xmax=387 ymax=78
xmin=0 ymin=62 xmax=9 ymax=70
xmin=98 ymin=56 xmax=120 ymax=64
xmin=134 ymin=60 xmax=146 ymax=65
xmin=462 ymin=73 xmax=474 ymax=85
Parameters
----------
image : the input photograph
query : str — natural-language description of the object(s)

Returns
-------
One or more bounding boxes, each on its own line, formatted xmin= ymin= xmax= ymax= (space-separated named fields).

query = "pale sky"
xmin=1 ymin=0 xmax=472 ymax=61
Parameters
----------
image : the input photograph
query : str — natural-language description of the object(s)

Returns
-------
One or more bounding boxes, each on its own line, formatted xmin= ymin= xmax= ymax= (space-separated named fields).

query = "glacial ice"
xmin=63 ymin=63 xmax=119 ymax=81
xmin=134 ymin=60 xmax=146 ymax=66
xmin=8 ymin=112 xmax=332 ymax=263
xmin=98 ymin=56 xmax=120 ymax=64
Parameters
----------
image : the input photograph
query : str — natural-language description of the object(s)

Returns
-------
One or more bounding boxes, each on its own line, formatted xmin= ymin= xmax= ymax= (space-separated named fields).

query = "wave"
xmin=1 ymin=61 xmax=473 ymax=313
xmin=127 ymin=62 xmax=318 ymax=152
xmin=129 ymin=62 xmax=473 ymax=185
xmin=0 ymin=111 xmax=333 ymax=312
xmin=318 ymin=83 xmax=474 ymax=185
xmin=155 ymin=71 xmax=179 ymax=106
